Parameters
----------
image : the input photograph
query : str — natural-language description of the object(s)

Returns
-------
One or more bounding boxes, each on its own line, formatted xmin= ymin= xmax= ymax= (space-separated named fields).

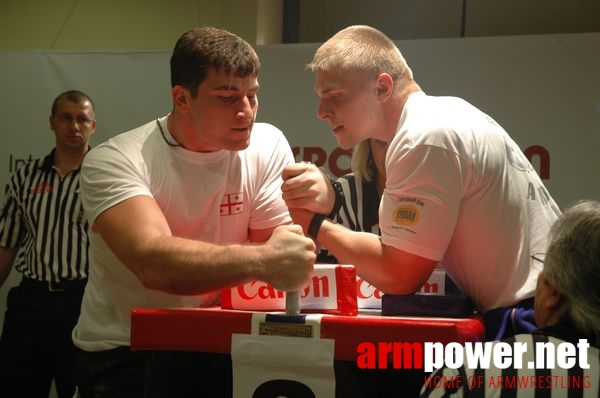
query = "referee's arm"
xmin=0 ymin=245 xmax=17 ymax=287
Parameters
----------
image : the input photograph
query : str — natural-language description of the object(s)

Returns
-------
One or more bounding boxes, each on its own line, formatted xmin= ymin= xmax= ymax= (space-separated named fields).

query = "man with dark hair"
xmin=0 ymin=90 xmax=95 ymax=397
xmin=71 ymin=26 xmax=315 ymax=397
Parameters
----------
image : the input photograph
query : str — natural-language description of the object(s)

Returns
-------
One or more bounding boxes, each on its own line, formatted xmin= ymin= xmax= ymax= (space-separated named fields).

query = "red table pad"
xmin=131 ymin=307 xmax=485 ymax=361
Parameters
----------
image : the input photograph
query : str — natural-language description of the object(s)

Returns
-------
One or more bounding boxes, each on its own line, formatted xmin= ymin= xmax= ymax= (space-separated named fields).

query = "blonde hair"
xmin=307 ymin=25 xmax=413 ymax=84
xmin=350 ymin=140 xmax=375 ymax=182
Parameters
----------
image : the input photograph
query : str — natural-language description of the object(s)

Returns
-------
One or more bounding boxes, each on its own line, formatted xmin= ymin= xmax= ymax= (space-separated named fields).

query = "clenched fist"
xmin=259 ymin=224 xmax=316 ymax=292
xmin=281 ymin=163 xmax=335 ymax=215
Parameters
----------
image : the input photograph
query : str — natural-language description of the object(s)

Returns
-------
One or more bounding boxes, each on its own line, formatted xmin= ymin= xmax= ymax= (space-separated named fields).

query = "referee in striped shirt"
xmin=0 ymin=90 xmax=95 ymax=398
xmin=420 ymin=200 xmax=600 ymax=398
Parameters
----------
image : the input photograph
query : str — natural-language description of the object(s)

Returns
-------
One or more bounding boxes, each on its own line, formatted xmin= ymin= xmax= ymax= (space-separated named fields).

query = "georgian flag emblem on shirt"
xmin=220 ymin=192 xmax=244 ymax=216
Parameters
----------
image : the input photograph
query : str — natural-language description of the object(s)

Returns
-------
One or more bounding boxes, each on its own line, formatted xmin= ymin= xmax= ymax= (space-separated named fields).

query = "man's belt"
xmin=21 ymin=276 xmax=88 ymax=292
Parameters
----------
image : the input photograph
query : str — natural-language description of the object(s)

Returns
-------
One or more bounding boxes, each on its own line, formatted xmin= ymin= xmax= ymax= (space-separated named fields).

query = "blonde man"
xmin=282 ymin=25 xmax=561 ymax=341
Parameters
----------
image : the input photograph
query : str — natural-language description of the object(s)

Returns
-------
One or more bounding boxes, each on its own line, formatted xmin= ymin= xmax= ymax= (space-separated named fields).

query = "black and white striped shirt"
xmin=0 ymin=149 xmax=89 ymax=282
xmin=420 ymin=331 xmax=600 ymax=398
xmin=336 ymin=173 xmax=380 ymax=234
xmin=317 ymin=173 xmax=380 ymax=263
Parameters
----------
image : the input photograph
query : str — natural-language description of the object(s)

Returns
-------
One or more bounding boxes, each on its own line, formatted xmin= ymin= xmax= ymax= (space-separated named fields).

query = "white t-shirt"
xmin=73 ymin=116 xmax=293 ymax=351
xmin=380 ymin=92 xmax=561 ymax=312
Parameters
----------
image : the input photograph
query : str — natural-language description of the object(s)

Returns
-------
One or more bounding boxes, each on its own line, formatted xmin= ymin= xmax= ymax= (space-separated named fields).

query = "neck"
xmin=167 ymin=112 xmax=220 ymax=152
xmin=382 ymin=81 xmax=421 ymax=142
xmin=54 ymin=146 xmax=87 ymax=176
xmin=167 ymin=112 xmax=198 ymax=151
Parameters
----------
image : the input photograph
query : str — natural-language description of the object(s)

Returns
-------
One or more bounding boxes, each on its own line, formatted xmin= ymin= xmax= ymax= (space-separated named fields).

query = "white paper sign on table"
xmin=231 ymin=333 xmax=335 ymax=398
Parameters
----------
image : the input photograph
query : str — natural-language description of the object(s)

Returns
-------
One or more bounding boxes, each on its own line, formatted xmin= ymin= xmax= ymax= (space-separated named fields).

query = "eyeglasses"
xmin=54 ymin=114 xmax=94 ymax=127
xmin=531 ymin=253 xmax=545 ymax=271
xmin=531 ymin=253 xmax=545 ymax=264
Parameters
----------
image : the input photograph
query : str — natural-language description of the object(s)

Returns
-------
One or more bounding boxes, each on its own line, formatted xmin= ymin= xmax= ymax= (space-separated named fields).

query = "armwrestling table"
xmin=131 ymin=307 xmax=485 ymax=397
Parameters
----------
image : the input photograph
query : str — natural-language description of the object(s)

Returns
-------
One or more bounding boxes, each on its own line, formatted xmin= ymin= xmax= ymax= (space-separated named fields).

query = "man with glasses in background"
xmin=0 ymin=90 xmax=95 ymax=397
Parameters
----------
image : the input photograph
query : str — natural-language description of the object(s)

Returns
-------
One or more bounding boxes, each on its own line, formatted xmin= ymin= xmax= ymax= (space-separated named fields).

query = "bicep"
xmin=382 ymin=145 xmax=463 ymax=260
xmin=92 ymin=195 xmax=172 ymax=269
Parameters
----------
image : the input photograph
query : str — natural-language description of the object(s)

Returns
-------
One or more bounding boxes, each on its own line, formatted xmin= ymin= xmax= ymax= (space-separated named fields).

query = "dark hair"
xmin=170 ymin=26 xmax=260 ymax=97
xmin=51 ymin=90 xmax=95 ymax=116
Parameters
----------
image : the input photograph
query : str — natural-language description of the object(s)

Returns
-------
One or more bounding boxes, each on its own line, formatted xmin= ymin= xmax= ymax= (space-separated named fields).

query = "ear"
xmin=375 ymin=73 xmax=394 ymax=101
xmin=543 ymin=281 xmax=563 ymax=313
xmin=172 ymin=85 xmax=191 ymax=113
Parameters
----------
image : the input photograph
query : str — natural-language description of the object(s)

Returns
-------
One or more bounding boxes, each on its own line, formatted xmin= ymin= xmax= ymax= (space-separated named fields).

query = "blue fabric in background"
xmin=483 ymin=297 xmax=536 ymax=340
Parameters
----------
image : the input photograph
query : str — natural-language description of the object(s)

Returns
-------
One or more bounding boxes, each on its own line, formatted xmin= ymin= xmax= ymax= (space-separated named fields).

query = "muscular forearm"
xmin=94 ymin=196 xmax=314 ymax=295
xmin=133 ymin=236 xmax=254 ymax=294
xmin=120 ymin=227 xmax=314 ymax=295
xmin=316 ymin=221 xmax=436 ymax=295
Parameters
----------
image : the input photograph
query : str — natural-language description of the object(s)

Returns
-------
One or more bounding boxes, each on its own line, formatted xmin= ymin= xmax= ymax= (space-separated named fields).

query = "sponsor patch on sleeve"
xmin=392 ymin=204 xmax=420 ymax=226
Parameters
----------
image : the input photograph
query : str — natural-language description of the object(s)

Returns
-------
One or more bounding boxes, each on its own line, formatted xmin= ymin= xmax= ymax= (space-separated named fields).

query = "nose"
xmin=236 ymin=96 xmax=255 ymax=120
xmin=317 ymin=101 xmax=331 ymax=121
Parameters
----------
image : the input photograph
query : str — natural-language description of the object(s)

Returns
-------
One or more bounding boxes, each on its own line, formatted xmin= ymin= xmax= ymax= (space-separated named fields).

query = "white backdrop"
xmin=1 ymin=32 xmax=600 ymax=323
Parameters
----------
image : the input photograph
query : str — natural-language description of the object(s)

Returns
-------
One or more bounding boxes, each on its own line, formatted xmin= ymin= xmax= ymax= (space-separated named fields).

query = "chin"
xmin=228 ymin=140 xmax=251 ymax=151
xmin=332 ymin=131 xmax=356 ymax=150
xmin=334 ymin=137 xmax=355 ymax=151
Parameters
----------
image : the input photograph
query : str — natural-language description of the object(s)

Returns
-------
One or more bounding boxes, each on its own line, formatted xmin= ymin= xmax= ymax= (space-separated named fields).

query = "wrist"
xmin=317 ymin=167 xmax=343 ymax=219
xmin=308 ymin=213 xmax=327 ymax=240
xmin=326 ymin=177 xmax=344 ymax=220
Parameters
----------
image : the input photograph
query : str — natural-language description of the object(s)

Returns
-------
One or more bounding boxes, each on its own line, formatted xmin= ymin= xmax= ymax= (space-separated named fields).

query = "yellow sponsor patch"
xmin=392 ymin=204 xmax=419 ymax=226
